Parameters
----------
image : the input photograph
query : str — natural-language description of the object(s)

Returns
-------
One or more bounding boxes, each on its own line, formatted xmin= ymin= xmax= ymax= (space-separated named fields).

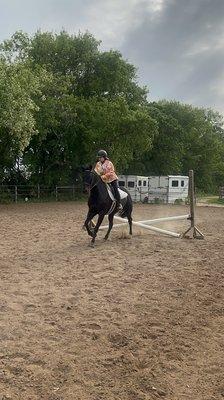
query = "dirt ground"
xmin=0 ymin=202 xmax=223 ymax=400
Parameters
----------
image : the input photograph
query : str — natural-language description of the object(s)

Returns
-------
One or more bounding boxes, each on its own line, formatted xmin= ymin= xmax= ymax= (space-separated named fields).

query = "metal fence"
xmin=0 ymin=184 xmax=83 ymax=203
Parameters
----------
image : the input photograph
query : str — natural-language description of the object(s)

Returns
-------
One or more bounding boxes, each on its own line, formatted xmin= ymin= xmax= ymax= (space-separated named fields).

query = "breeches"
xmin=110 ymin=180 xmax=121 ymax=202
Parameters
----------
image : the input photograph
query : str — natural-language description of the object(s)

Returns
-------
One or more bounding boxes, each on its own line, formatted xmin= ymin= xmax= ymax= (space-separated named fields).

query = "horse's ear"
xmin=81 ymin=164 xmax=93 ymax=171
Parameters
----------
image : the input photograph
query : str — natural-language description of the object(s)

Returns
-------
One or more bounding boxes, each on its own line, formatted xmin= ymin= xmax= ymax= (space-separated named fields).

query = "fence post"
xmin=37 ymin=184 xmax=40 ymax=200
xmin=55 ymin=186 xmax=58 ymax=201
xmin=72 ymin=185 xmax=75 ymax=199
xmin=15 ymin=185 xmax=18 ymax=203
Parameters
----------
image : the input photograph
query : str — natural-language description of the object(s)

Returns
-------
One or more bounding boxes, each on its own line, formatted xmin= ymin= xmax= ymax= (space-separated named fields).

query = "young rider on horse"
xmin=95 ymin=150 xmax=122 ymax=211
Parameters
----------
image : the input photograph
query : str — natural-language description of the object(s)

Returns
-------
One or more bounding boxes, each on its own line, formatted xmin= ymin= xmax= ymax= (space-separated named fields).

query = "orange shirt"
xmin=94 ymin=159 xmax=118 ymax=183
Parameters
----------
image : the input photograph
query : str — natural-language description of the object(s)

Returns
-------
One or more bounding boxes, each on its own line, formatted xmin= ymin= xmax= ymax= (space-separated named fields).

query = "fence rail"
xmin=219 ymin=186 xmax=224 ymax=199
xmin=0 ymin=184 xmax=82 ymax=203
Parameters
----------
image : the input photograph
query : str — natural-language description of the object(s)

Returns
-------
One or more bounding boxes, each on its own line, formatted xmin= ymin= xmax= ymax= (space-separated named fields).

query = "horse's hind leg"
xmin=104 ymin=213 xmax=114 ymax=241
xmin=128 ymin=215 xmax=133 ymax=235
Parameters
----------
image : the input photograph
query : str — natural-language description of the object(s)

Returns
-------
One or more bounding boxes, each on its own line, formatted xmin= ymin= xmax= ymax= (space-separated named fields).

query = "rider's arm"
xmin=101 ymin=161 xmax=116 ymax=182
xmin=94 ymin=162 xmax=103 ymax=175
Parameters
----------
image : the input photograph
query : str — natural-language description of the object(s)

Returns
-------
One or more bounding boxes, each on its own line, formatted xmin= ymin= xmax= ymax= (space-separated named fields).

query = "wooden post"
xmin=37 ymin=184 xmax=40 ymax=200
xmin=15 ymin=185 xmax=18 ymax=203
xmin=55 ymin=186 xmax=58 ymax=201
xmin=182 ymin=170 xmax=204 ymax=239
xmin=148 ymin=179 xmax=150 ymax=204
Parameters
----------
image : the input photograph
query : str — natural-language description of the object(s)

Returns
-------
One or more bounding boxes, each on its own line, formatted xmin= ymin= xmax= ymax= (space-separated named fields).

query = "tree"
xmin=27 ymin=31 xmax=148 ymax=104
xmin=0 ymin=60 xmax=40 ymax=182
xmin=11 ymin=30 xmax=152 ymax=184
xmin=130 ymin=100 xmax=224 ymax=192
xmin=1 ymin=31 xmax=224 ymax=192
xmin=158 ymin=101 xmax=224 ymax=191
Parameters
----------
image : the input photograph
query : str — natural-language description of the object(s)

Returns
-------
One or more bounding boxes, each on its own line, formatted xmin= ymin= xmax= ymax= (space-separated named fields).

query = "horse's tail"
xmin=119 ymin=188 xmax=133 ymax=218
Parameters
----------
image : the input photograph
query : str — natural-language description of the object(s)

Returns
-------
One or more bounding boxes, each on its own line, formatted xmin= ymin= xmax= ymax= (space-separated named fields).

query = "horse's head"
xmin=81 ymin=165 xmax=99 ymax=193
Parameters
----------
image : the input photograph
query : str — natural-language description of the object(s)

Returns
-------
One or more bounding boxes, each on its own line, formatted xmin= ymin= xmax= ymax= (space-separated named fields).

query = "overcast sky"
xmin=0 ymin=0 xmax=223 ymax=113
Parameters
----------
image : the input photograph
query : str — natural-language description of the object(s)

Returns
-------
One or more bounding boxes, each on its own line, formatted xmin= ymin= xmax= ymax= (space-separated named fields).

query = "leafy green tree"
xmin=130 ymin=102 xmax=185 ymax=175
xmin=27 ymin=31 xmax=148 ymax=104
xmin=12 ymin=30 xmax=151 ymax=184
xmin=1 ymin=31 xmax=224 ymax=193
xmin=130 ymin=100 xmax=224 ymax=192
xmin=0 ymin=60 xmax=40 ymax=182
xmin=158 ymin=101 xmax=224 ymax=191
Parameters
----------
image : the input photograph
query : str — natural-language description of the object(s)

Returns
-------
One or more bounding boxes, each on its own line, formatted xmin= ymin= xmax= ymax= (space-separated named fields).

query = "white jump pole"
xmin=100 ymin=214 xmax=190 ymax=229
xmin=113 ymin=216 xmax=181 ymax=238
xmin=131 ymin=214 xmax=190 ymax=224
xmin=100 ymin=216 xmax=181 ymax=237
xmin=100 ymin=214 xmax=189 ymax=236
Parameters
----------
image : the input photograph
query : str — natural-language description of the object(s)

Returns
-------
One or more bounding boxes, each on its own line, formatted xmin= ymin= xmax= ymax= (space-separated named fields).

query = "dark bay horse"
xmin=82 ymin=166 xmax=133 ymax=246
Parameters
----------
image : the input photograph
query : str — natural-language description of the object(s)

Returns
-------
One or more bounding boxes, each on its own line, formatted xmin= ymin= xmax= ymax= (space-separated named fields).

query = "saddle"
xmin=106 ymin=184 xmax=128 ymax=202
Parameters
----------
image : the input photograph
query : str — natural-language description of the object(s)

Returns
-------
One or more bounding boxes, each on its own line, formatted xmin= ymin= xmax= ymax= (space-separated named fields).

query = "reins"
xmin=85 ymin=171 xmax=101 ymax=191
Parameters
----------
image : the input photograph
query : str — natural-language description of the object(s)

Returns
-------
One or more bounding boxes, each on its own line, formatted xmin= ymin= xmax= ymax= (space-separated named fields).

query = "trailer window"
xmin=119 ymin=181 xmax=125 ymax=187
xmin=138 ymin=180 xmax=142 ymax=186
xmin=128 ymin=181 xmax=135 ymax=188
xmin=181 ymin=180 xmax=185 ymax=187
xmin=172 ymin=180 xmax=179 ymax=187
xmin=143 ymin=180 xmax=147 ymax=187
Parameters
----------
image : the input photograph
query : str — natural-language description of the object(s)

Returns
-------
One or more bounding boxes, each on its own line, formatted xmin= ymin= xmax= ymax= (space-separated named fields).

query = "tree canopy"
xmin=0 ymin=30 xmax=224 ymax=191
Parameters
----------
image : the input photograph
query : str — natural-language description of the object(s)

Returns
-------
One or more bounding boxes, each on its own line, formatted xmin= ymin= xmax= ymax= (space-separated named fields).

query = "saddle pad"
xmin=106 ymin=184 xmax=128 ymax=201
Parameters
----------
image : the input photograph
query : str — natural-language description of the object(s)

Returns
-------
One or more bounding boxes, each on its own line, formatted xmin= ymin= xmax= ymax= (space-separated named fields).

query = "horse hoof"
xmin=89 ymin=242 xmax=95 ymax=248
xmin=104 ymin=236 xmax=108 ymax=241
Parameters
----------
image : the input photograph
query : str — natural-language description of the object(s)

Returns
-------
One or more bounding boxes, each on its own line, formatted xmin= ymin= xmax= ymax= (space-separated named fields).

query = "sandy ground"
xmin=0 ymin=202 xmax=223 ymax=400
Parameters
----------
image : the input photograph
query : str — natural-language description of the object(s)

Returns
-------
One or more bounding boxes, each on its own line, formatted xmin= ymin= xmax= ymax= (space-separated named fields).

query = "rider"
xmin=95 ymin=150 xmax=122 ymax=210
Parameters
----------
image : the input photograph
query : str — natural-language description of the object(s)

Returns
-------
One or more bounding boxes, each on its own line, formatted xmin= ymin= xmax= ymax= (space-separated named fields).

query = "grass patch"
xmin=207 ymin=197 xmax=224 ymax=205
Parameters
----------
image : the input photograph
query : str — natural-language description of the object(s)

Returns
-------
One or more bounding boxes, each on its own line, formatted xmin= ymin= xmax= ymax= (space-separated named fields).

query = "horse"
xmin=82 ymin=165 xmax=133 ymax=246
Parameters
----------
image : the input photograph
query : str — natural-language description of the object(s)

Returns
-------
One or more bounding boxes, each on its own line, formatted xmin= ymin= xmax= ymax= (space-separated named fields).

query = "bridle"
xmin=84 ymin=170 xmax=101 ymax=191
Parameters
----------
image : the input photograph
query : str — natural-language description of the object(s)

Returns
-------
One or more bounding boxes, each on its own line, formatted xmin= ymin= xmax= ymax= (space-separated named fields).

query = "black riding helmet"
xmin=97 ymin=150 xmax=108 ymax=159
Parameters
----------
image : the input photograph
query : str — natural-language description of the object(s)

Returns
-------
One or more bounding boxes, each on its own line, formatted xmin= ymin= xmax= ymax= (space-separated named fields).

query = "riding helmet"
xmin=97 ymin=150 xmax=108 ymax=158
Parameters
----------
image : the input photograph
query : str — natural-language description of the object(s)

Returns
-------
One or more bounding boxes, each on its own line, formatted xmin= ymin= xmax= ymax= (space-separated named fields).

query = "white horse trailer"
xmin=118 ymin=175 xmax=149 ymax=202
xmin=118 ymin=175 xmax=189 ymax=204
xmin=167 ymin=175 xmax=189 ymax=203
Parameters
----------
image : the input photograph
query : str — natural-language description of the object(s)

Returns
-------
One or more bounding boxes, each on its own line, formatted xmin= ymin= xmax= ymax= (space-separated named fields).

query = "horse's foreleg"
xmin=91 ymin=213 xmax=105 ymax=245
xmin=104 ymin=213 xmax=114 ymax=241
xmin=84 ymin=210 xmax=97 ymax=237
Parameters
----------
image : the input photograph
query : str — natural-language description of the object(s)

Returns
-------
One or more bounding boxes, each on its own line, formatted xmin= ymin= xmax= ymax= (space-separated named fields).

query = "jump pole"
xmin=101 ymin=214 xmax=190 ymax=229
xmin=99 ymin=216 xmax=181 ymax=237
xmin=112 ymin=216 xmax=181 ymax=238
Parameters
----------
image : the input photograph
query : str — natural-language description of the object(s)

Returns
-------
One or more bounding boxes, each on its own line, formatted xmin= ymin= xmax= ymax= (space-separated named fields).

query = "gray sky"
xmin=1 ymin=0 xmax=224 ymax=113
